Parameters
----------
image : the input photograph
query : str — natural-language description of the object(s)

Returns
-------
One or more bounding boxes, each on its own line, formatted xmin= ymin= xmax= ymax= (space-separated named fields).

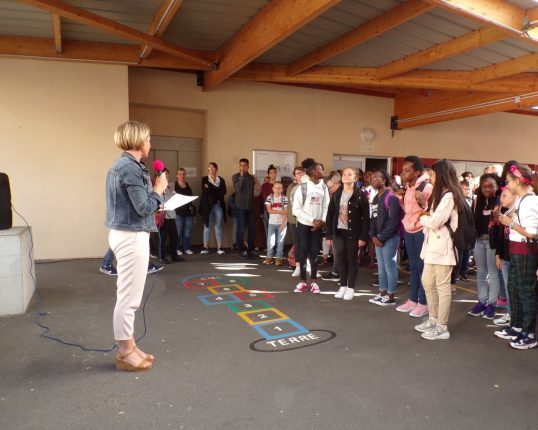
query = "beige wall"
xmin=2 ymin=60 xmax=536 ymax=258
xmin=129 ymin=69 xmax=537 ymax=172
xmin=1 ymin=58 xmax=129 ymax=259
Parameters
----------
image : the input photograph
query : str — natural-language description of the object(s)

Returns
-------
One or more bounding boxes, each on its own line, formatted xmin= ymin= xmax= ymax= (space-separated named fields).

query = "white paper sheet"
xmin=163 ymin=194 xmax=198 ymax=211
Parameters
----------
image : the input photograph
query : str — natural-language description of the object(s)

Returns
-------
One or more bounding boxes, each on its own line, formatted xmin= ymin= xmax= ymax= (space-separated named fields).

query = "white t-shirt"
xmin=265 ymin=194 xmax=288 ymax=225
xmin=510 ymin=193 xmax=538 ymax=242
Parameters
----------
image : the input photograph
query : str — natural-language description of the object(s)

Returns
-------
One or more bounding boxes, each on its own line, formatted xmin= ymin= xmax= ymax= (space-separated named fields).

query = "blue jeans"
xmin=375 ymin=234 xmax=399 ymax=294
xmin=236 ymin=208 xmax=254 ymax=253
xmin=102 ymin=248 xmax=114 ymax=267
xmin=266 ymin=223 xmax=287 ymax=258
xmin=203 ymin=204 xmax=224 ymax=245
xmin=404 ymin=231 xmax=427 ymax=305
xmin=175 ymin=215 xmax=194 ymax=251
xmin=474 ymin=237 xmax=501 ymax=305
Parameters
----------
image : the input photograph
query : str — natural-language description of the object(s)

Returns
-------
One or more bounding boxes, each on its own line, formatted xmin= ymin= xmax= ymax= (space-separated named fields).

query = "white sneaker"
xmin=310 ymin=282 xmax=321 ymax=294
xmin=343 ymin=287 xmax=355 ymax=301
xmin=176 ymin=249 xmax=183 ymax=256
xmin=200 ymin=248 xmax=209 ymax=255
xmin=291 ymin=266 xmax=300 ymax=277
xmin=414 ymin=317 xmax=437 ymax=333
xmin=217 ymin=249 xmax=225 ymax=255
xmin=335 ymin=286 xmax=347 ymax=299
xmin=185 ymin=250 xmax=194 ymax=255
xmin=493 ymin=314 xmax=510 ymax=327
xmin=421 ymin=323 xmax=450 ymax=340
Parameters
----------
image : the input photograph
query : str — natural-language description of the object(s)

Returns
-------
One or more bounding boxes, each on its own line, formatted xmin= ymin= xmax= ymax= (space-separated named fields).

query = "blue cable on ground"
xmin=11 ymin=205 xmax=156 ymax=353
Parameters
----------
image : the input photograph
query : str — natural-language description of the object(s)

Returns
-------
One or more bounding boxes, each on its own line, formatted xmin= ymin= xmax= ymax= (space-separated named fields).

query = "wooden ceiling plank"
xmin=0 ymin=35 xmax=210 ymax=70
xmin=202 ymin=0 xmax=341 ymax=91
xmin=287 ymin=0 xmax=434 ymax=76
xmin=472 ymin=52 xmax=538 ymax=82
xmin=139 ymin=0 xmax=184 ymax=60
xmin=52 ymin=13 xmax=61 ymax=53
xmin=376 ymin=26 xmax=505 ymax=80
xmin=394 ymin=89 xmax=538 ymax=128
xmin=17 ymin=0 xmax=212 ymax=69
xmin=232 ymin=64 xmax=538 ymax=93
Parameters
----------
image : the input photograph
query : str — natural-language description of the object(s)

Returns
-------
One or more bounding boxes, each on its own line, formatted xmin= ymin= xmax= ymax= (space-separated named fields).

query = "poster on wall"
xmin=252 ymin=150 xmax=296 ymax=186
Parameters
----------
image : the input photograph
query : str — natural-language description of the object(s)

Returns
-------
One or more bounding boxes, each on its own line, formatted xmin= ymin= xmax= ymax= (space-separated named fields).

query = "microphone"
xmin=153 ymin=160 xmax=164 ymax=177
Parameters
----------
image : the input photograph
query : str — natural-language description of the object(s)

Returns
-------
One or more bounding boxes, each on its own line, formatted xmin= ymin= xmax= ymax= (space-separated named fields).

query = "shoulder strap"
xmin=301 ymin=182 xmax=308 ymax=206
xmin=516 ymin=193 xmax=535 ymax=243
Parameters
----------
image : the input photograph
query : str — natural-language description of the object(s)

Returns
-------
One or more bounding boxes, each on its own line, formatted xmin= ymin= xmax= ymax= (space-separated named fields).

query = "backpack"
xmin=383 ymin=191 xmax=405 ymax=239
xmin=445 ymin=199 xmax=475 ymax=259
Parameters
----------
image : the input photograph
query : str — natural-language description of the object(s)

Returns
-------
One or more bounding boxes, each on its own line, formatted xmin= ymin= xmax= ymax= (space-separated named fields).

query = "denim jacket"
xmin=105 ymin=152 xmax=162 ymax=232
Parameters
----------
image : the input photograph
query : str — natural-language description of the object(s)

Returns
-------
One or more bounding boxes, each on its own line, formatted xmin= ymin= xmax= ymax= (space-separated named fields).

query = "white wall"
xmin=1 ymin=58 xmax=129 ymax=259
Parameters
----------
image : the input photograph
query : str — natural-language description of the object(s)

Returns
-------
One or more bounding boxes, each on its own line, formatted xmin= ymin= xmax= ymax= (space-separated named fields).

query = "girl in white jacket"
xmin=414 ymin=159 xmax=466 ymax=341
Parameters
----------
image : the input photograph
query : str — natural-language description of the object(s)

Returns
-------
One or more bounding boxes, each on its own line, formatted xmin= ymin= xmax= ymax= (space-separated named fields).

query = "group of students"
xmin=274 ymin=156 xmax=537 ymax=349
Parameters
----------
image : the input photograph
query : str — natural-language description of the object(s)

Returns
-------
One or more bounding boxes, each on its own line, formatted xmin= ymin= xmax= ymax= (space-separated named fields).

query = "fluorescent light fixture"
xmin=530 ymin=105 xmax=538 ymax=110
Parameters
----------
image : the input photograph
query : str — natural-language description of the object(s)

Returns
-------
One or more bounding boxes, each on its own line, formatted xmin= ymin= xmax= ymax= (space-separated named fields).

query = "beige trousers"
xmin=109 ymin=229 xmax=150 ymax=341
xmin=421 ymin=263 xmax=453 ymax=325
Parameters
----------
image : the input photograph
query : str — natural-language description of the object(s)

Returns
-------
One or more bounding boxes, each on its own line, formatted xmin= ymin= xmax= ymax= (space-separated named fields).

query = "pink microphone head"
xmin=153 ymin=160 xmax=164 ymax=172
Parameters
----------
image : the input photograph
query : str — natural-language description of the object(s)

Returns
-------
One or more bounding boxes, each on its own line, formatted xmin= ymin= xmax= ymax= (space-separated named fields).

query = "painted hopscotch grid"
xmin=183 ymin=274 xmax=309 ymax=341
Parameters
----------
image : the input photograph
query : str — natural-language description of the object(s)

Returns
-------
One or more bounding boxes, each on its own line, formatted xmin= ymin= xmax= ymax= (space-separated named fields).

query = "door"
xmin=148 ymin=136 xmax=203 ymax=246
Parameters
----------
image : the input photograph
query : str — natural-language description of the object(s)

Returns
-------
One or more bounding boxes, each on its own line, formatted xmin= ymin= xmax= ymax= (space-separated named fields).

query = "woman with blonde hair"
xmin=105 ymin=121 xmax=167 ymax=371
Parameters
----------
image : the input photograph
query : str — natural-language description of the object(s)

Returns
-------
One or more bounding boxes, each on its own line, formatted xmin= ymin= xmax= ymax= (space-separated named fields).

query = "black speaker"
xmin=0 ymin=173 xmax=12 ymax=230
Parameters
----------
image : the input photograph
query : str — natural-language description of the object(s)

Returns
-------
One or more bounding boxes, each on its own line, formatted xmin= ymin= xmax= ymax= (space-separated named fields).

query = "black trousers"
xmin=159 ymin=218 xmax=178 ymax=260
xmin=334 ymin=229 xmax=359 ymax=289
xmin=297 ymin=222 xmax=322 ymax=281
xmin=236 ymin=209 xmax=255 ymax=253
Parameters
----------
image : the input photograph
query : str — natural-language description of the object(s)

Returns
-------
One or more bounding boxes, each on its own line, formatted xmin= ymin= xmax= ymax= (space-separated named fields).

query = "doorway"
xmin=148 ymin=136 xmax=203 ymax=246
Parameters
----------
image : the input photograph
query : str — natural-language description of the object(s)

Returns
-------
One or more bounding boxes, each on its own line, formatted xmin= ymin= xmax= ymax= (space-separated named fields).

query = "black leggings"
xmin=334 ymin=229 xmax=359 ymax=289
xmin=297 ymin=222 xmax=321 ymax=281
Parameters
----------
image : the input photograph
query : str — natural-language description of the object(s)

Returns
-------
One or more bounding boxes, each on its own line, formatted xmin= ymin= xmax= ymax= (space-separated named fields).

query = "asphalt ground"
xmin=1 ymin=253 xmax=536 ymax=430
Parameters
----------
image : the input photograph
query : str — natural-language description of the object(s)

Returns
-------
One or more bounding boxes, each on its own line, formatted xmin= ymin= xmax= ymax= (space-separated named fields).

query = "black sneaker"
xmin=375 ymin=295 xmax=396 ymax=307
xmin=459 ymin=273 xmax=468 ymax=281
xmin=99 ymin=265 xmax=117 ymax=276
xmin=147 ymin=263 xmax=164 ymax=274
xmin=494 ymin=327 xmax=522 ymax=341
xmin=321 ymin=272 xmax=340 ymax=281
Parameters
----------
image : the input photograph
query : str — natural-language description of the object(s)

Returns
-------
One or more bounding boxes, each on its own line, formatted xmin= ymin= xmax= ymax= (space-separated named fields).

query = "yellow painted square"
xmin=237 ymin=308 xmax=288 ymax=325
xmin=207 ymin=284 xmax=247 ymax=295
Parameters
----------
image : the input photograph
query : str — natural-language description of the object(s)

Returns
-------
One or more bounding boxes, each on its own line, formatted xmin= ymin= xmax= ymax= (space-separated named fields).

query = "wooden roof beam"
xmin=52 ymin=13 xmax=61 ymax=53
xmin=424 ymin=0 xmax=538 ymax=42
xmin=232 ymin=64 xmax=538 ymax=93
xmin=472 ymin=52 xmax=538 ymax=82
xmin=287 ymin=0 xmax=434 ymax=76
xmin=394 ymin=88 xmax=538 ymax=128
xmin=376 ymin=26 xmax=505 ymax=80
xmin=202 ymin=0 xmax=341 ymax=91
xmin=138 ymin=0 xmax=183 ymax=61
xmin=17 ymin=0 xmax=213 ymax=69
xmin=0 ymin=35 xmax=212 ymax=70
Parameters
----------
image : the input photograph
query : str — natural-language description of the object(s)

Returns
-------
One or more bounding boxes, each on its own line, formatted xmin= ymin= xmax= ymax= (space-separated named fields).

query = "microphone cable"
xmin=11 ymin=204 xmax=158 ymax=353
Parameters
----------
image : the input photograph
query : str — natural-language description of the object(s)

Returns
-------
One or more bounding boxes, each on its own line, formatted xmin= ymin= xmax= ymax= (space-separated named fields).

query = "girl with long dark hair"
xmin=467 ymin=174 xmax=501 ymax=319
xmin=415 ymin=159 xmax=466 ymax=340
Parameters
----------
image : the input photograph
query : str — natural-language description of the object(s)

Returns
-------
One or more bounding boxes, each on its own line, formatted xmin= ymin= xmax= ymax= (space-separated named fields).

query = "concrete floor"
xmin=1 ymin=253 xmax=537 ymax=430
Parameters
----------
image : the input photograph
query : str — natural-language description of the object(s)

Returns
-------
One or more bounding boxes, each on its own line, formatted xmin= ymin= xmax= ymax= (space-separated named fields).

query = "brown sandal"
xmin=115 ymin=349 xmax=152 ymax=372
xmin=133 ymin=343 xmax=155 ymax=363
